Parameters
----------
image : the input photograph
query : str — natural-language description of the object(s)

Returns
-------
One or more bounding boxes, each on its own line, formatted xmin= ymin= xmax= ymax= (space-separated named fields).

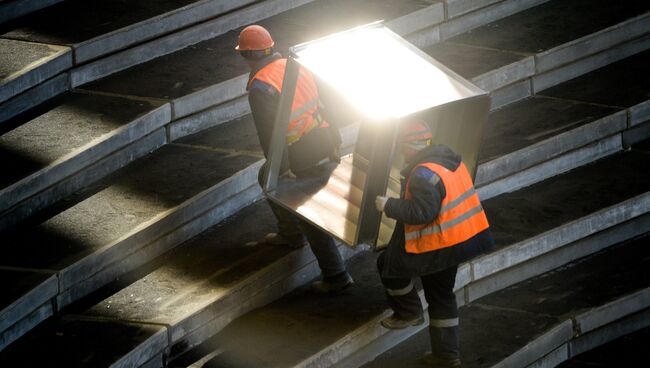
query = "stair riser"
xmin=0 ymin=73 xmax=69 ymax=125
xmin=0 ymin=0 xmax=63 ymax=24
xmin=0 ymin=302 xmax=52 ymax=352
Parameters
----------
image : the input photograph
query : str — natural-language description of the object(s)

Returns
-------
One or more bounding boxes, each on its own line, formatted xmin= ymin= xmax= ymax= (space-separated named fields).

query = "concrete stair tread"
xmin=0 ymin=141 xmax=262 ymax=349
xmin=454 ymin=0 xmax=648 ymax=54
xmin=540 ymin=48 xmax=650 ymax=109
xmin=558 ymin=326 xmax=650 ymax=367
xmin=3 ymin=144 xmax=258 ymax=271
xmin=479 ymin=95 xmax=621 ymax=165
xmin=0 ymin=315 xmax=167 ymax=367
xmin=0 ymin=0 xmax=63 ymax=25
xmin=420 ymin=0 xmax=650 ymax=102
xmin=484 ymin=147 xmax=650 ymax=249
xmin=3 ymin=0 xmax=207 ymax=45
xmin=0 ymin=38 xmax=70 ymax=104
xmin=0 ymin=92 xmax=163 ymax=191
xmin=83 ymin=0 xmax=441 ymax=109
xmin=361 ymin=235 xmax=650 ymax=368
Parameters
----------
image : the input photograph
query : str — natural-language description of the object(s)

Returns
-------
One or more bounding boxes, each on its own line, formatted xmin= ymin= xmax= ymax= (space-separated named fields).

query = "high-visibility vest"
xmin=248 ymin=58 xmax=326 ymax=145
xmin=404 ymin=162 xmax=489 ymax=254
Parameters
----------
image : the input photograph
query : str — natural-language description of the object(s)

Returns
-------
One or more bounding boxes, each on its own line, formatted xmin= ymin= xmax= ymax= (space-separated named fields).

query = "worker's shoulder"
xmin=249 ymin=79 xmax=279 ymax=96
xmin=411 ymin=166 xmax=440 ymax=186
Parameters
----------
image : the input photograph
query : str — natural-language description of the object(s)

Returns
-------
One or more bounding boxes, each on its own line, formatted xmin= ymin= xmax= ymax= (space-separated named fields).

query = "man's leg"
xmin=299 ymin=220 xmax=352 ymax=293
xmin=422 ymin=265 xmax=461 ymax=367
xmin=377 ymin=252 xmax=424 ymax=329
xmin=258 ymin=165 xmax=306 ymax=247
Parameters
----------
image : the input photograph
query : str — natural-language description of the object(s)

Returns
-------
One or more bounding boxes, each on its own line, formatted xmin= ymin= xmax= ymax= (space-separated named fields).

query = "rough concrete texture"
xmin=176 ymin=114 xmax=262 ymax=153
xmin=559 ymin=326 xmax=650 ymax=367
xmin=361 ymin=235 xmax=650 ymax=368
xmin=0 ymin=38 xmax=70 ymax=103
xmin=446 ymin=0 xmax=649 ymax=55
xmin=171 ymin=248 xmax=386 ymax=368
xmin=479 ymin=95 xmax=620 ymax=164
xmin=2 ymin=0 xmax=203 ymax=45
xmin=0 ymin=315 xmax=167 ymax=367
xmin=0 ymin=91 xmax=160 ymax=190
xmin=1 ymin=144 xmax=258 ymax=271
xmin=540 ymin=49 xmax=650 ymax=109
xmin=483 ymin=147 xmax=650 ymax=249
xmin=83 ymin=0 xmax=436 ymax=100
xmin=84 ymin=200 xmax=285 ymax=325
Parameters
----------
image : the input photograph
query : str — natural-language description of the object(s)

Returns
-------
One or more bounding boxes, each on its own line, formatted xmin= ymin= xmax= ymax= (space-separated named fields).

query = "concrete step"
xmin=10 ymin=136 xmax=646 ymax=367
xmin=163 ymin=141 xmax=650 ymax=368
xmin=0 ymin=0 xmax=321 ymax=123
xmin=0 ymin=0 xmax=63 ymax=24
xmin=359 ymin=235 xmax=650 ymax=368
xmin=558 ymin=326 xmax=650 ymax=367
xmin=0 ymin=141 xmax=264 ymax=350
xmin=0 ymin=91 xmax=170 ymax=231
xmin=476 ymin=49 xmax=650 ymax=198
xmin=423 ymin=0 xmax=650 ymax=109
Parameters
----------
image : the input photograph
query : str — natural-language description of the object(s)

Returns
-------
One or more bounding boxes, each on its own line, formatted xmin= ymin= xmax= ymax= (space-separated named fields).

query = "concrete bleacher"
xmin=0 ymin=0 xmax=649 ymax=366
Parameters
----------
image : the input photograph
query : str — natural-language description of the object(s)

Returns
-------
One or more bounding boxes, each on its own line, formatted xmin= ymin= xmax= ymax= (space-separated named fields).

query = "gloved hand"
xmin=375 ymin=196 xmax=389 ymax=212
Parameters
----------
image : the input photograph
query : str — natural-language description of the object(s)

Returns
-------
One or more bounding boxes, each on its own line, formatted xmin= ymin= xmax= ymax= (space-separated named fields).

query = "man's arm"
xmin=383 ymin=167 xmax=445 ymax=225
xmin=248 ymin=80 xmax=279 ymax=157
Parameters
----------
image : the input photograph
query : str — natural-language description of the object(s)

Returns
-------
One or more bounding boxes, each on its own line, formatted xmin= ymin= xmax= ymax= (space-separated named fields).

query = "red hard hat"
xmin=399 ymin=120 xmax=432 ymax=143
xmin=235 ymin=25 xmax=275 ymax=51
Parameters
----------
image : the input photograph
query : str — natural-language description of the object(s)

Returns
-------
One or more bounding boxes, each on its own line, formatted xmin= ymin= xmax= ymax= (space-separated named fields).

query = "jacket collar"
xmin=248 ymin=52 xmax=283 ymax=81
xmin=401 ymin=144 xmax=461 ymax=177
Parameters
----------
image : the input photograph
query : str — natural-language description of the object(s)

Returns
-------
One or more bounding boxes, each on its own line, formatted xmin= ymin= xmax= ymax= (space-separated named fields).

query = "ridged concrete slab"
xmin=0 ymin=0 xmax=62 ymax=24
xmin=0 ymin=92 xmax=169 ymax=223
xmin=3 ymin=0 xmax=257 ymax=63
xmin=0 ymin=143 xmax=261 ymax=347
xmin=83 ymin=0 xmax=443 ymax=121
xmin=0 ymin=72 xmax=68 ymax=125
xmin=0 ymin=38 xmax=70 ymax=104
xmin=360 ymin=236 xmax=650 ymax=368
xmin=426 ymin=0 xmax=650 ymax=93
xmin=0 ymin=315 xmax=167 ymax=367
xmin=476 ymin=95 xmax=623 ymax=186
xmin=540 ymin=49 xmax=650 ymax=118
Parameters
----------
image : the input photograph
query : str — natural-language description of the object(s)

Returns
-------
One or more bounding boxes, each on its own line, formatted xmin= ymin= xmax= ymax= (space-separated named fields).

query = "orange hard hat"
xmin=399 ymin=120 xmax=432 ymax=158
xmin=235 ymin=25 xmax=275 ymax=51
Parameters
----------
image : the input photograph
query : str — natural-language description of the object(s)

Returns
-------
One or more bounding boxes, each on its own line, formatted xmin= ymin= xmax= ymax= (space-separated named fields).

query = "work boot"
xmin=310 ymin=272 xmax=354 ymax=294
xmin=422 ymin=353 xmax=461 ymax=368
xmin=264 ymin=232 xmax=308 ymax=248
xmin=380 ymin=313 xmax=425 ymax=329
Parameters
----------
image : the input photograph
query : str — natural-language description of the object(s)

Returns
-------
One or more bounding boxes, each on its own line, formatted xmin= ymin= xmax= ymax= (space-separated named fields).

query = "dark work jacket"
xmin=380 ymin=145 xmax=495 ymax=278
xmin=247 ymin=53 xmax=339 ymax=174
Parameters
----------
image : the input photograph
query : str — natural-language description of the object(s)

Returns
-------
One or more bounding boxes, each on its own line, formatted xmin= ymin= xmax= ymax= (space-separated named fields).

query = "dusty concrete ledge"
xmin=0 ymin=128 xmax=167 ymax=231
xmin=631 ymin=100 xmax=650 ymax=127
xmin=0 ymin=72 xmax=69 ymax=125
xmin=477 ymin=134 xmax=622 ymax=200
xmin=72 ymin=0 xmax=258 ymax=64
xmin=0 ymin=0 xmax=62 ymax=24
xmin=0 ymin=101 xmax=171 ymax=215
xmin=70 ymin=0 xmax=316 ymax=87
xmin=494 ymin=321 xmax=574 ymax=368
xmin=386 ymin=2 xmax=444 ymax=36
xmin=0 ymin=39 xmax=71 ymax=104
xmin=624 ymin=120 xmax=650 ymax=148
xmin=0 ymin=271 xmax=57 ymax=335
xmin=536 ymin=13 xmax=650 ymax=73
xmin=169 ymin=95 xmax=250 ymax=141
xmin=533 ymin=34 xmax=650 ymax=93
xmin=0 ymin=301 xmax=52 ymax=351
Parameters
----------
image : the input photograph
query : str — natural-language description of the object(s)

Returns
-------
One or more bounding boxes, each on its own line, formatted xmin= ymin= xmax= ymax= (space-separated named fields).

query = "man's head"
xmin=236 ymin=25 xmax=275 ymax=63
xmin=398 ymin=119 xmax=432 ymax=161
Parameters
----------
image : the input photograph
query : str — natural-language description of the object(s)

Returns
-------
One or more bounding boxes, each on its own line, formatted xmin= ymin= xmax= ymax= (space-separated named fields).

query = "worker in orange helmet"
xmin=375 ymin=120 xmax=495 ymax=367
xmin=236 ymin=25 xmax=352 ymax=293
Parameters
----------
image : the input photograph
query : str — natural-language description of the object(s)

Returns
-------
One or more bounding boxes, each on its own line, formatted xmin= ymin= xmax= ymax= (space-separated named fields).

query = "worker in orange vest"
xmin=375 ymin=120 xmax=495 ymax=367
xmin=236 ymin=25 xmax=352 ymax=293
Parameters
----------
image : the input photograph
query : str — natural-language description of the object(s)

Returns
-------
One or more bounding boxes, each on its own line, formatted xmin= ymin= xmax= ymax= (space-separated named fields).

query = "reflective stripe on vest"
xmin=248 ymin=58 xmax=325 ymax=144
xmin=404 ymin=162 xmax=489 ymax=254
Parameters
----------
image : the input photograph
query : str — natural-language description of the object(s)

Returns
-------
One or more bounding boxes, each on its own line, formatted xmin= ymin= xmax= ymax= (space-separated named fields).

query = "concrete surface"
xmin=0 ymin=0 xmax=62 ymax=24
xmin=0 ymin=315 xmax=167 ymax=367
xmin=361 ymin=235 xmax=650 ymax=368
xmin=0 ymin=38 xmax=70 ymax=104
xmin=0 ymin=71 xmax=68 ymax=125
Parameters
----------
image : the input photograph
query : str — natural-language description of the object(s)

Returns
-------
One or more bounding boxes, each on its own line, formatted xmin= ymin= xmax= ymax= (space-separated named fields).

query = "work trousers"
xmin=258 ymin=164 xmax=346 ymax=278
xmin=377 ymin=251 xmax=460 ymax=360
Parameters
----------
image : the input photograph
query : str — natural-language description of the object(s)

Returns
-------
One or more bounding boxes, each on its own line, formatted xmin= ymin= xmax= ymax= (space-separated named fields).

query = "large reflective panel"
xmin=264 ymin=23 xmax=490 ymax=248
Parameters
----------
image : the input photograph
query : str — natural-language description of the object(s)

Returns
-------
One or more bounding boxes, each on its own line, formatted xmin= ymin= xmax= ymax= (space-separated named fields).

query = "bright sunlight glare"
xmin=295 ymin=26 xmax=473 ymax=120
